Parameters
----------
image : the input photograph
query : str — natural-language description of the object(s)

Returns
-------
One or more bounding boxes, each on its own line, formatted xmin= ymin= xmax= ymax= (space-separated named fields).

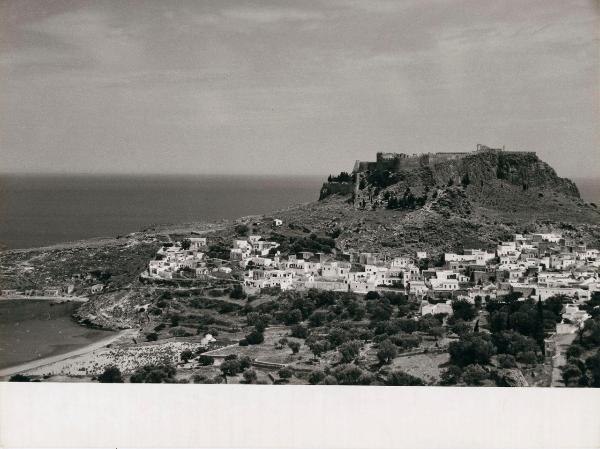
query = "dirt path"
xmin=0 ymin=329 xmax=137 ymax=379
xmin=551 ymin=332 xmax=577 ymax=387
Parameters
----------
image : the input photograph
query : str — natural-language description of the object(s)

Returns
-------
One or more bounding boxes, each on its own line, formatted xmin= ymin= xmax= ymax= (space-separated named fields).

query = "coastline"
xmin=0 ymin=328 xmax=136 ymax=379
xmin=0 ymin=295 xmax=89 ymax=303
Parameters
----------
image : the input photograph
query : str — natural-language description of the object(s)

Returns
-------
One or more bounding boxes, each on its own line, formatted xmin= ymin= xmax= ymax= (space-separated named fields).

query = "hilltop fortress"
xmin=352 ymin=144 xmax=535 ymax=174
xmin=319 ymin=144 xmax=580 ymax=209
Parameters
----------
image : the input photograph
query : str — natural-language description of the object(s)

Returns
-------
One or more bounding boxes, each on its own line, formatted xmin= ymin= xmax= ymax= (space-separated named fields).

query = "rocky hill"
xmin=283 ymin=147 xmax=600 ymax=256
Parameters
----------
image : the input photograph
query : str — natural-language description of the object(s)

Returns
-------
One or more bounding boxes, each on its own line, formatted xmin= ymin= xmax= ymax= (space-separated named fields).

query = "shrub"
xmin=332 ymin=364 xmax=371 ymax=385
xmin=245 ymin=328 xmax=265 ymax=345
xmin=278 ymin=367 xmax=293 ymax=379
xmin=566 ymin=344 xmax=584 ymax=360
xmin=561 ymin=363 xmax=582 ymax=386
xmin=306 ymin=337 xmax=330 ymax=359
xmin=98 ymin=365 xmax=123 ymax=383
xmin=497 ymin=354 xmax=517 ymax=369
xmin=385 ymin=370 xmax=425 ymax=386
xmin=365 ymin=291 xmax=380 ymax=300
xmin=145 ymin=332 xmax=158 ymax=342
xmin=180 ymin=349 xmax=193 ymax=363
xmin=130 ymin=363 xmax=176 ymax=383
xmin=338 ymin=340 xmax=362 ymax=363
xmin=290 ymin=324 xmax=308 ymax=339
xmin=308 ymin=310 xmax=329 ymax=327
xmin=288 ymin=341 xmax=301 ymax=354
xmin=309 ymin=370 xmax=326 ymax=385
xmin=9 ymin=374 xmax=31 ymax=382
xmin=198 ymin=355 xmax=215 ymax=366
xmin=320 ymin=375 xmax=338 ymax=385
xmin=235 ymin=224 xmax=249 ymax=236
xmin=516 ymin=351 xmax=538 ymax=365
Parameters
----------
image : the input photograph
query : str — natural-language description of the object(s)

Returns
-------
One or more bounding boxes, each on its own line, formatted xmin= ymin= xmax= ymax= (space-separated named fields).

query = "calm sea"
xmin=0 ymin=174 xmax=324 ymax=250
xmin=0 ymin=299 xmax=115 ymax=370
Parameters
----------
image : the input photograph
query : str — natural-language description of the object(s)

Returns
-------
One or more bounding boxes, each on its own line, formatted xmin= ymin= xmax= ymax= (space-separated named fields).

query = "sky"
xmin=0 ymin=0 xmax=598 ymax=177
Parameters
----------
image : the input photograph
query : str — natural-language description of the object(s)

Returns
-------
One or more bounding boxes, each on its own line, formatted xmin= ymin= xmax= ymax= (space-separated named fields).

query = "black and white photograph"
xmin=0 ymin=0 xmax=599 ymax=447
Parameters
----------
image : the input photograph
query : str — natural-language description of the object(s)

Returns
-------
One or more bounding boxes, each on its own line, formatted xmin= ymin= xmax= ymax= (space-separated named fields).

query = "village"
xmin=144 ymin=221 xmax=599 ymax=336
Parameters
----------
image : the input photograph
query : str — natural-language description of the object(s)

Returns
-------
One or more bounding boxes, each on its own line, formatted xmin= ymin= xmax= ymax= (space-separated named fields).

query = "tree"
xmin=98 ymin=365 xmax=123 ymax=383
xmin=180 ymin=349 xmax=193 ymax=363
xmin=461 ymin=173 xmax=471 ymax=187
xmin=566 ymin=344 xmax=584 ymax=361
xmin=180 ymin=239 xmax=191 ymax=250
xmin=245 ymin=328 xmax=265 ymax=345
xmin=451 ymin=320 xmax=472 ymax=337
xmin=430 ymin=326 xmax=445 ymax=342
xmin=290 ymin=324 xmax=308 ymax=339
xmin=440 ymin=365 xmax=462 ymax=385
xmin=377 ymin=339 xmax=397 ymax=364
xmin=130 ymin=363 xmax=176 ymax=383
xmin=198 ymin=355 xmax=215 ymax=366
xmin=308 ymin=310 xmax=329 ymax=327
xmin=288 ymin=341 xmax=301 ymax=354
xmin=247 ymin=312 xmax=270 ymax=332
xmin=284 ymin=308 xmax=303 ymax=325
xmin=367 ymin=297 xmax=393 ymax=322
xmin=584 ymin=350 xmax=600 ymax=387
xmin=452 ymin=299 xmax=476 ymax=321
xmin=561 ymin=363 xmax=582 ymax=387
xmin=307 ymin=338 xmax=329 ymax=359
xmin=516 ymin=351 xmax=538 ymax=365
xmin=243 ymin=369 xmax=257 ymax=384
xmin=235 ymin=224 xmax=249 ymax=236
xmin=309 ymin=370 xmax=326 ymax=385
xmin=449 ymin=333 xmax=496 ymax=367
xmin=328 ymin=327 xmax=350 ymax=347
xmin=365 ymin=291 xmax=380 ymax=300
xmin=385 ymin=370 xmax=425 ymax=386
xmin=338 ymin=340 xmax=362 ymax=363
xmin=230 ymin=284 xmax=246 ymax=299
xmin=220 ymin=359 xmax=242 ymax=377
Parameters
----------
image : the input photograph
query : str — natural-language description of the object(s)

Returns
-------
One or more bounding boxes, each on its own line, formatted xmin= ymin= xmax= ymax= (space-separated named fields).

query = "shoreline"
xmin=0 ymin=328 xmax=136 ymax=379
xmin=0 ymin=295 xmax=89 ymax=303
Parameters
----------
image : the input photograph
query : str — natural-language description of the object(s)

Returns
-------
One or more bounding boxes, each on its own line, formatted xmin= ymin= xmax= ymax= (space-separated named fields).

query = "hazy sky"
xmin=1 ymin=0 xmax=598 ymax=176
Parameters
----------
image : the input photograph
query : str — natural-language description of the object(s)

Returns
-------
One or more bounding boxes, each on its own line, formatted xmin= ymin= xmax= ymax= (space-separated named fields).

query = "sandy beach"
xmin=0 ymin=329 xmax=136 ymax=378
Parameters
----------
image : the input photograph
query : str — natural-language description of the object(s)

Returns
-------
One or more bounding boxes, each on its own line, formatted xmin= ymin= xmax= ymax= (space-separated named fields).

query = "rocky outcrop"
xmin=494 ymin=368 xmax=529 ymax=387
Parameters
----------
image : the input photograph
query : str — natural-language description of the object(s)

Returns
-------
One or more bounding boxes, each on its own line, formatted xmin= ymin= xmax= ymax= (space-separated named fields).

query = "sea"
xmin=0 ymin=299 xmax=115 ymax=370
xmin=0 ymin=174 xmax=324 ymax=250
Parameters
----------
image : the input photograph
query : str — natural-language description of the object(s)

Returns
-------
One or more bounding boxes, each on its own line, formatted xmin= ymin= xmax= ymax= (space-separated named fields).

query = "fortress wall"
xmin=354 ymin=148 xmax=537 ymax=175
